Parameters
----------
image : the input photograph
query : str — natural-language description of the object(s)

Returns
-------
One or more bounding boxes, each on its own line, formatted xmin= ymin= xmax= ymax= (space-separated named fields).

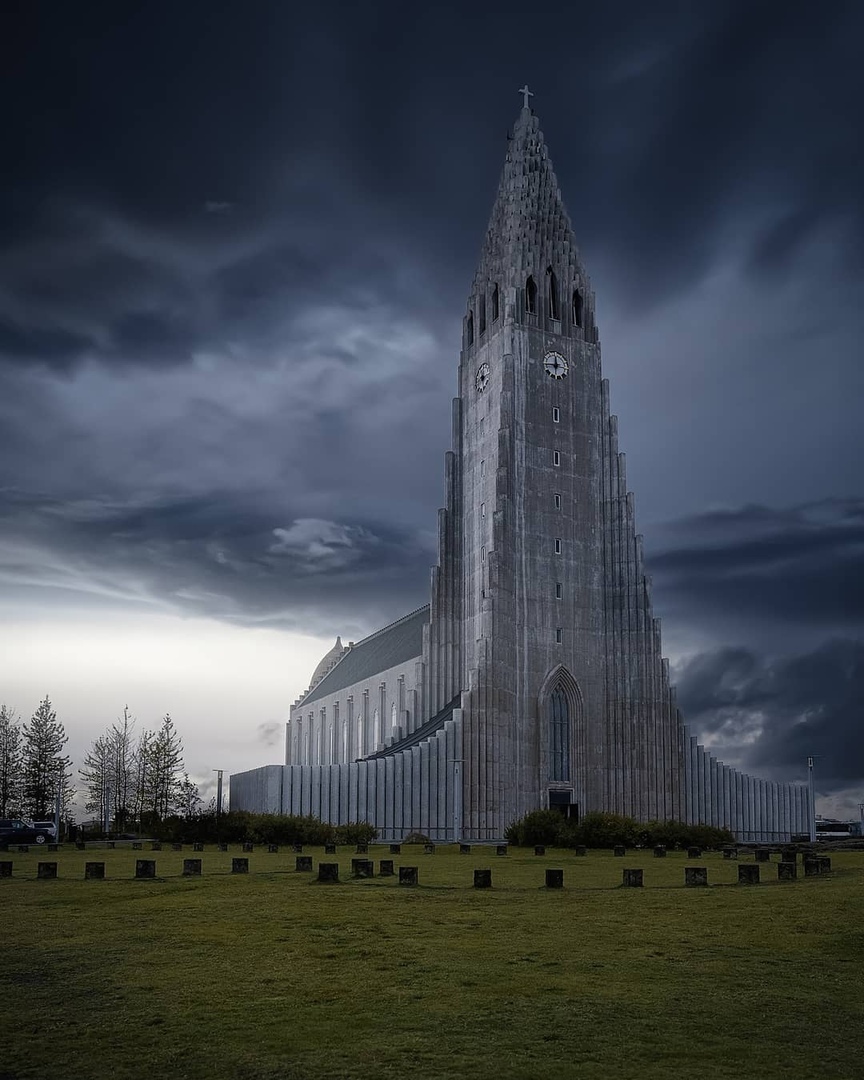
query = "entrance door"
xmin=549 ymin=789 xmax=577 ymax=819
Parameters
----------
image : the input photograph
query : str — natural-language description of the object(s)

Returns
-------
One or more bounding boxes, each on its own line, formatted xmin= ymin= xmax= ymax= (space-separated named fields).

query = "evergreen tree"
xmin=21 ymin=696 xmax=74 ymax=819
xmin=0 ymin=704 xmax=23 ymax=816
xmin=145 ymin=714 xmax=184 ymax=820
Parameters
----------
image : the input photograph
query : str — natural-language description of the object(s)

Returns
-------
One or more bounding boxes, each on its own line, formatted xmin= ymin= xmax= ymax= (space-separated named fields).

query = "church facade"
xmin=230 ymin=100 xmax=811 ymax=842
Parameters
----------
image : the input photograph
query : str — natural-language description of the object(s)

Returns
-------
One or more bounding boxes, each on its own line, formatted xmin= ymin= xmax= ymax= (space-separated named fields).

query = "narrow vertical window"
xmin=481 ymin=546 xmax=486 ymax=562
xmin=556 ymin=582 xmax=563 ymax=599
xmin=467 ymin=311 xmax=474 ymax=344
xmin=491 ymin=283 xmax=500 ymax=321
xmin=554 ymin=538 xmax=562 ymax=554
xmin=480 ymin=459 xmax=486 ymax=476
xmin=481 ymin=502 xmax=486 ymax=517
xmin=556 ymin=627 xmax=563 ymax=643
xmin=549 ymin=685 xmax=571 ymax=781
xmin=572 ymin=289 xmax=584 ymax=328
xmin=547 ymin=267 xmax=559 ymax=320
xmin=552 ymin=407 xmax=560 ymax=423
xmin=479 ymin=295 xmax=486 ymax=335
xmin=526 ymin=275 xmax=537 ymax=315
xmin=554 ymin=493 xmax=562 ymax=510
xmin=553 ymin=451 xmax=561 ymax=467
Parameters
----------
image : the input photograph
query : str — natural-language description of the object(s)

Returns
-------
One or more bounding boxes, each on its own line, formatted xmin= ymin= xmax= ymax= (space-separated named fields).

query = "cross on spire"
xmin=518 ymin=84 xmax=534 ymax=110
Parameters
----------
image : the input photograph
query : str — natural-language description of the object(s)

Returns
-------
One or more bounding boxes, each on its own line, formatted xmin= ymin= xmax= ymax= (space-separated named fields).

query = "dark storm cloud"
xmin=0 ymin=487 xmax=433 ymax=634
xmin=674 ymin=639 xmax=864 ymax=791
xmin=645 ymin=499 xmax=864 ymax=634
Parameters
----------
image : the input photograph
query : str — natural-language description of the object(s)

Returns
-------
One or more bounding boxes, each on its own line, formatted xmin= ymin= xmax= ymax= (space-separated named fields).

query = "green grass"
xmin=1 ymin=845 xmax=863 ymax=1079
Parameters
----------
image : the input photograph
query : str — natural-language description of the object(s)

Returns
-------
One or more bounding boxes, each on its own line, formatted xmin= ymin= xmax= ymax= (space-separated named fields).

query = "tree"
xmin=107 ymin=707 xmax=136 ymax=828
xmin=178 ymin=773 xmax=201 ymax=820
xmin=0 ymin=705 xmax=23 ymax=816
xmin=132 ymin=729 xmax=154 ymax=828
xmin=21 ymin=696 xmax=74 ymax=819
xmin=79 ymin=734 xmax=111 ymax=826
xmin=145 ymin=714 xmax=184 ymax=820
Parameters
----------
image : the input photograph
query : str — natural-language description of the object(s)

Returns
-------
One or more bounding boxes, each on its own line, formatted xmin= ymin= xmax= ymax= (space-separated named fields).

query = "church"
xmin=230 ymin=94 xmax=811 ymax=843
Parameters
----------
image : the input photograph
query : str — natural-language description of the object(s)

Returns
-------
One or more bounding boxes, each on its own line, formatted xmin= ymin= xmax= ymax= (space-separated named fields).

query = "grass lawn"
xmin=1 ymin=844 xmax=862 ymax=1079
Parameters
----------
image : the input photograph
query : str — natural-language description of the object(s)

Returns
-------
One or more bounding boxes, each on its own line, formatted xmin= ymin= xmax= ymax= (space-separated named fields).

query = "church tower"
xmin=430 ymin=93 xmax=686 ymax=837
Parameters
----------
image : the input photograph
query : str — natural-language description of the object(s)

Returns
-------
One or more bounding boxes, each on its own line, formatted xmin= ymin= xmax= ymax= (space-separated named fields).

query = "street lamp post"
xmin=213 ymin=770 xmax=223 ymax=842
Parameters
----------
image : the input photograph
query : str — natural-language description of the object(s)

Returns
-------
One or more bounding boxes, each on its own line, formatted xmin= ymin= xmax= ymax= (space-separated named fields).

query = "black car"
xmin=0 ymin=819 xmax=54 ymax=845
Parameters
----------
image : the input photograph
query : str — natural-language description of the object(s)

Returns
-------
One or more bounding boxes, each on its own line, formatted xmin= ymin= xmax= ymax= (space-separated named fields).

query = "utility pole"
xmin=807 ymin=756 xmax=816 ymax=842
xmin=858 ymin=802 xmax=864 ymax=839
xmin=213 ymin=769 xmax=223 ymax=841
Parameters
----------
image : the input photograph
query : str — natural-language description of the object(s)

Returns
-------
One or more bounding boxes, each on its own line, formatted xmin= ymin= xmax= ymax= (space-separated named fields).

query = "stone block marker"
xmin=85 ymin=862 xmax=105 ymax=880
xmin=183 ymin=859 xmax=202 ymax=877
xmin=355 ymin=843 xmax=368 ymax=854
xmin=534 ymin=845 xmax=546 ymax=856
xmin=399 ymin=866 xmax=418 ymax=886
xmin=218 ymin=843 xmax=228 ymax=852
xmin=474 ymin=868 xmax=492 ymax=888
xmin=151 ymin=842 xmax=161 ymax=851
xmin=38 ymin=862 xmax=58 ymax=879
xmin=723 ymin=847 xmax=738 ymax=860
xmin=48 ymin=843 xmax=58 ymax=852
xmin=135 ymin=860 xmax=157 ymax=879
xmin=172 ymin=843 xmax=182 ymax=851
xmin=781 ymin=847 xmax=798 ymax=864
xmin=0 ymin=861 xmax=13 ymax=877
xmin=803 ymin=857 xmax=821 ymax=877
xmin=292 ymin=843 xmax=303 ymax=853
xmin=459 ymin=843 xmax=471 ymax=854
xmin=389 ymin=843 xmax=401 ymax=854
xmin=318 ymin=863 xmax=339 ymax=883
xmin=242 ymin=842 xmax=253 ymax=853
xmin=818 ymin=856 xmax=832 ymax=874
xmin=231 ymin=858 xmax=249 ymax=874
xmin=325 ymin=844 xmax=337 ymax=855
xmin=738 ymin=864 xmax=760 ymax=885
xmin=653 ymin=846 xmax=666 ymax=858
xmin=545 ymin=868 xmax=564 ymax=888
xmin=685 ymin=867 xmax=708 ymax=887
xmin=295 ymin=856 xmax=313 ymax=872
xmin=108 ymin=841 xmax=115 ymax=849
xmin=496 ymin=844 xmax=508 ymax=856
xmin=351 ymin=858 xmax=374 ymax=878
xmin=623 ymin=868 xmax=643 ymax=888
xmin=132 ymin=842 xmax=142 ymax=850
xmin=378 ymin=859 xmax=394 ymax=876
xmin=424 ymin=843 xmax=436 ymax=855
xmin=687 ymin=847 xmax=702 ymax=858
xmin=17 ymin=845 xmax=28 ymax=853
xmin=755 ymin=848 xmax=770 ymax=862
xmin=613 ymin=845 xmax=626 ymax=857
xmin=778 ymin=861 xmax=797 ymax=881
xmin=193 ymin=842 xmax=204 ymax=852
xmin=268 ymin=844 xmax=279 ymax=853
xmin=575 ymin=845 xmax=587 ymax=856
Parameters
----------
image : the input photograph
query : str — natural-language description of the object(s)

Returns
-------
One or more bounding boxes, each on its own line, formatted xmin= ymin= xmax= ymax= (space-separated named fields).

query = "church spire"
xmin=465 ymin=92 xmax=595 ymax=342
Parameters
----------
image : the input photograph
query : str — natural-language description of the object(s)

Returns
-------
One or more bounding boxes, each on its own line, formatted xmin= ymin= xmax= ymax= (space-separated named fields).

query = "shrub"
xmin=505 ymin=809 xmax=566 ymax=847
xmin=572 ymin=812 xmax=639 ymax=848
xmin=334 ymin=821 xmax=378 ymax=845
xmin=403 ymin=832 xmax=430 ymax=844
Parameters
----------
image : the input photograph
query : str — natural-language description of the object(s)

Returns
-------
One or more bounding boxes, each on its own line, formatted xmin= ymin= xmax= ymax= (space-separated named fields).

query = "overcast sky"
xmin=2 ymin=1 xmax=862 ymax=818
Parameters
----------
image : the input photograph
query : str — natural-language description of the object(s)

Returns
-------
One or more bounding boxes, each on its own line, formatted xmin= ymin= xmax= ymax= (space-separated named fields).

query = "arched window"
xmin=547 ymin=267 xmax=559 ymax=320
xmin=373 ymin=707 xmax=380 ymax=748
xmin=572 ymin=288 xmax=584 ymax=328
xmin=467 ymin=311 xmax=474 ymax=345
xmin=342 ymin=719 xmax=349 ymax=763
xmin=526 ymin=275 xmax=537 ymax=315
xmin=479 ymin=295 xmax=486 ymax=335
xmin=491 ymin=284 xmax=500 ymax=322
xmin=391 ymin=702 xmax=397 ymax=731
xmin=549 ymin=686 xmax=570 ymax=781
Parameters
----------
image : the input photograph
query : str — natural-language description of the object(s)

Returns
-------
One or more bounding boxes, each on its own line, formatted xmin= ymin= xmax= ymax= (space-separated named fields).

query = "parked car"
xmin=32 ymin=820 xmax=58 ymax=840
xmin=0 ymin=819 xmax=54 ymax=845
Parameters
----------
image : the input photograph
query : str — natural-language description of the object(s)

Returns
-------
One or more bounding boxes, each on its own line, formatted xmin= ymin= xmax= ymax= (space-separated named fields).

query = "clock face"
xmin=544 ymin=352 xmax=569 ymax=379
xmin=475 ymin=362 xmax=491 ymax=393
